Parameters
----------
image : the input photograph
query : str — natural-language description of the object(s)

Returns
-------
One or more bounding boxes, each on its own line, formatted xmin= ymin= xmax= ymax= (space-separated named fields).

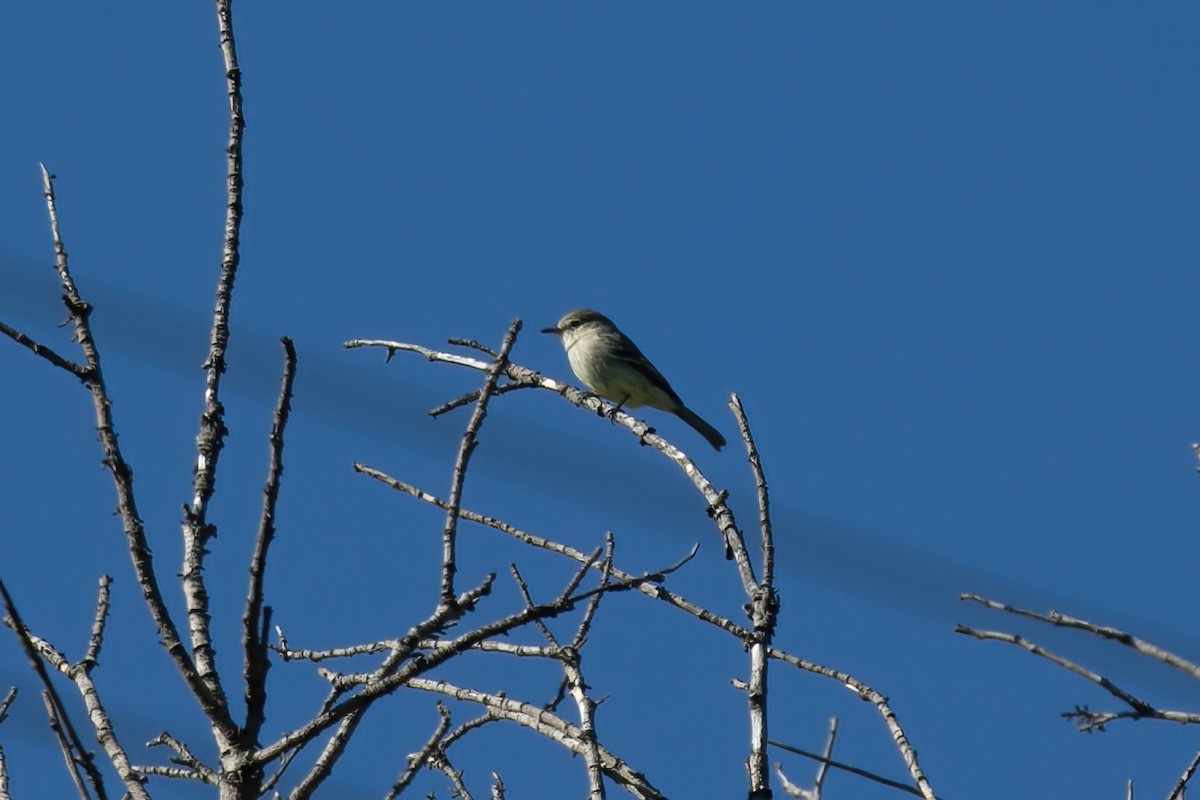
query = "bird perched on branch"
xmin=542 ymin=309 xmax=726 ymax=451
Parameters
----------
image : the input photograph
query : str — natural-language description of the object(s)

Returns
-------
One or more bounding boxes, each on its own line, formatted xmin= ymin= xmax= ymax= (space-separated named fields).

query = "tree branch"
xmin=242 ymin=337 xmax=298 ymax=748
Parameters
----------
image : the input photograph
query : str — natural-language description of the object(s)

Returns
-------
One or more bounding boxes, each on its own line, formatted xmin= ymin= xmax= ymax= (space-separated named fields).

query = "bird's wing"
xmin=610 ymin=333 xmax=684 ymax=406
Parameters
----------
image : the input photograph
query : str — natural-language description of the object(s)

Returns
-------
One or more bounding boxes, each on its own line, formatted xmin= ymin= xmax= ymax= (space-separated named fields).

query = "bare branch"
xmin=813 ymin=717 xmax=838 ymax=796
xmin=34 ymin=165 xmax=211 ymax=737
xmin=731 ymin=394 xmax=774 ymax=592
xmin=563 ymin=653 xmax=604 ymax=799
xmin=0 ymin=688 xmax=11 ymax=800
xmin=2 ymin=581 xmax=117 ymax=800
xmin=432 ymin=750 xmax=473 ymax=800
xmin=243 ymin=337 xmax=298 ymax=746
xmin=353 ymin=465 xmax=749 ymax=639
xmin=571 ymin=534 xmax=614 ymax=651
xmin=173 ymin=0 xmax=251 ymax=750
xmin=447 ymin=337 xmax=498 ymax=357
xmin=731 ymin=394 xmax=777 ymax=798
xmin=430 ymin=382 xmax=531 ymax=418
xmin=960 ymin=593 xmax=1200 ymax=681
xmin=0 ymin=744 xmax=8 ymax=800
xmin=0 ymin=688 xmax=15 ymax=724
xmin=81 ymin=576 xmax=112 ymax=672
xmin=0 ymin=319 xmax=87 ymax=376
xmin=768 ymin=647 xmax=937 ymax=800
xmin=43 ymin=692 xmax=94 ymax=800
xmin=509 ymin=564 xmax=560 ymax=645
xmin=438 ymin=320 xmax=522 ymax=609
xmin=385 ymin=702 xmax=453 ymax=800
xmin=954 ymin=624 xmax=1199 ymax=731
xmin=146 ymin=732 xmax=215 ymax=782
xmin=1167 ymin=747 xmax=1200 ymax=800
xmin=407 ymin=678 xmax=664 ymax=800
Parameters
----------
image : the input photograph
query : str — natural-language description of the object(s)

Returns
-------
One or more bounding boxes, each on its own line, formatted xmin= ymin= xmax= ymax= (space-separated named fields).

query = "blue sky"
xmin=2 ymin=3 xmax=1200 ymax=798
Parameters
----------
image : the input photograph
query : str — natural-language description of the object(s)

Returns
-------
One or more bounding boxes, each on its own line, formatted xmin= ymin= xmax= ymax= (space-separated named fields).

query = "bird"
xmin=542 ymin=309 xmax=726 ymax=450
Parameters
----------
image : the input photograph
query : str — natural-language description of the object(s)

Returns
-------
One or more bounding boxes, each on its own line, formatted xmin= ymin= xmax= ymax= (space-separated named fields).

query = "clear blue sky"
xmin=2 ymin=3 xmax=1199 ymax=798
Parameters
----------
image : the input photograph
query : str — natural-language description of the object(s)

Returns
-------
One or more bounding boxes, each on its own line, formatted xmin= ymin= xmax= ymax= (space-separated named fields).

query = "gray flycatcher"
xmin=542 ymin=309 xmax=726 ymax=450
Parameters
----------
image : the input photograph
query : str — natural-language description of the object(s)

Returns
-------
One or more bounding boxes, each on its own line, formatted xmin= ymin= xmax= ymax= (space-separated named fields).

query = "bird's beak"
xmin=541 ymin=326 xmax=560 ymax=335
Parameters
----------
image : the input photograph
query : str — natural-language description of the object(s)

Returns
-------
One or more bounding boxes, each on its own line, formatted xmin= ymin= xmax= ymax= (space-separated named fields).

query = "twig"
xmin=1 ymin=581 xmax=116 ymax=800
xmin=0 ymin=688 xmax=16 ymax=724
xmin=768 ymin=647 xmax=937 ymax=800
xmin=510 ymin=565 xmax=559 ymax=645
xmin=43 ymin=691 xmax=93 ymax=800
xmin=954 ymin=624 xmax=1198 ymax=731
xmin=386 ymin=703 xmax=454 ymax=800
xmin=0 ymin=319 xmax=87 ymax=376
xmin=448 ymin=337 xmax=498 ymax=357
xmin=242 ymin=337 xmax=297 ymax=747
xmin=175 ymin=0 xmax=250 ymax=750
xmin=407 ymin=678 xmax=664 ymax=800
xmin=0 ymin=688 xmax=10 ymax=800
xmin=439 ymin=320 xmax=522 ymax=609
xmin=145 ymin=732 xmax=216 ymax=784
xmin=960 ymin=593 xmax=1200 ymax=681
xmin=433 ymin=749 xmax=473 ymax=800
xmin=1167 ymin=747 xmax=1200 ymax=800
xmin=814 ymin=718 xmax=838 ymax=795
xmin=572 ymin=534 xmax=614 ymax=650
xmin=353 ymin=465 xmax=746 ymax=638
xmin=34 ymin=165 xmax=212 ymax=738
xmin=81 ymin=576 xmax=112 ymax=672
xmin=0 ymin=742 xmax=8 ymax=800
xmin=430 ymin=383 xmax=530 ymax=418
xmin=255 ymin=553 xmax=664 ymax=765
xmin=732 ymin=394 xmax=777 ymax=799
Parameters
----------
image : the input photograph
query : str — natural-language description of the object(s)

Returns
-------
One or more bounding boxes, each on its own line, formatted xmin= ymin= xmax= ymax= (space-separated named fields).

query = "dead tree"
xmin=0 ymin=2 xmax=939 ymax=798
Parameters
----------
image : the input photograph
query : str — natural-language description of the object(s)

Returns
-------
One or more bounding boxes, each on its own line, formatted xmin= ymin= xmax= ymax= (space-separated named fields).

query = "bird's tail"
xmin=674 ymin=406 xmax=727 ymax=451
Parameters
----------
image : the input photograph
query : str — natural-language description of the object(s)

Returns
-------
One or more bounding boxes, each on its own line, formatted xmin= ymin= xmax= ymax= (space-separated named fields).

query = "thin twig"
xmin=254 ymin=557 xmax=661 ymax=765
xmin=448 ymin=337 xmax=498 ymax=357
xmin=954 ymin=624 xmax=1198 ymax=731
xmin=439 ymin=320 xmax=522 ymax=609
xmin=0 ymin=685 xmax=13 ymax=800
xmin=407 ymin=678 xmax=664 ymax=800
xmin=1 ymin=581 xmax=116 ymax=800
xmin=731 ymin=394 xmax=777 ymax=799
xmin=0 ymin=319 xmax=87 ymax=376
xmin=146 ymin=732 xmax=216 ymax=784
xmin=35 ymin=165 xmax=212 ymax=738
xmin=768 ymin=647 xmax=937 ymax=800
xmin=242 ymin=337 xmax=297 ymax=747
xmin=572 ymin=534 xmax=614 ymax=650
xmin=81 ymin=576 xmax=112 ymax=672
xmin=1167 ymin=747 xmax=1200 ymax=800
xmin=430 ymin=383 xmax=530 ymax=418
xmin=960 ymin=593 xmax=1200 ymax=681
xmin=353 ymin=465 xmax=744 ymax=638
xmin=43 ymin=691 xmax=93 ymax=800
xmin=386 ymin=703 xmax=453 ymax=800
xmin=0 ymin=688 xmax=16 ymax=724
xmin=814 ymin=718 xmax=838 ymax=795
